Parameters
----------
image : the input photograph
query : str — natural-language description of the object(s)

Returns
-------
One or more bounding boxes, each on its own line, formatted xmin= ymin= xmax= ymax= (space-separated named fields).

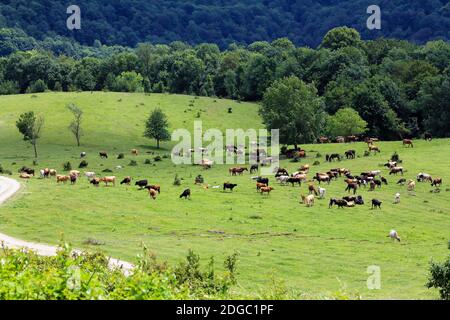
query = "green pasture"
xmin=0 ymin=92 xmax=448 ymax=299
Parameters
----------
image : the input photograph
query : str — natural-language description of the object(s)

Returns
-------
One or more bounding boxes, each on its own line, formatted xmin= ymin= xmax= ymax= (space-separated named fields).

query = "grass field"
xmin=0 ymin=92 xmax=449 ymax=299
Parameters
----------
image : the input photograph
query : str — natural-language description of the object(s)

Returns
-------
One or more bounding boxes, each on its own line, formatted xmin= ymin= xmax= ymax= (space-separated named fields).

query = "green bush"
xmin=128 ymin=160 xmax=138 ymax=166
xmin=28 ymin=79 xmax=47 ymax=93
xmin=0 ymin=244 xmax=238 ymax=300
xmin=0 ymin=80 xmax=20 ymax=95
xmin=426 ymin=255 xmax=450 ymax=300
xmin=63 ymin=161 xmax=72 ymax=171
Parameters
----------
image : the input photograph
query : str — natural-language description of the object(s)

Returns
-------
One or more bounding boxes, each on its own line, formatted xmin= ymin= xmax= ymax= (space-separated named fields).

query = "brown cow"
xmin=100 ymin=176 xmax=116 ymax=186
xmin=368 ymin=145 xmax=381 ymax=153
xmin=256 ymin=182 xmax=267 ymax=192
xmin=260 ymin=186 xmax=274 ymax=195
xmin=56 ymin=175 xmax=70 ymax=183
xmin=148 ymin=188 xmax=158 ymax=200
xmin=19 ymin=173 xmax=32 ymax=179
xmin=131 ymin=149 xmax=139 ymax=156
xmin=431 ymin=178 xmax=442 ymax=187
xmin=403 ymin=139 xmax=414 ymax=148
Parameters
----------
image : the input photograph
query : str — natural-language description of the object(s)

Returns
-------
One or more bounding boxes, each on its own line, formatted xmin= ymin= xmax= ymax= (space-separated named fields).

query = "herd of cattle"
xmin=16 ymin=140 xmax=443 ymax=211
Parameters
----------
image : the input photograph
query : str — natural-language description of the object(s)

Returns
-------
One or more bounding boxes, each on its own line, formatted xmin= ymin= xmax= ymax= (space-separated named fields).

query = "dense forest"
xmin=0 ymin=0 xmax=449 ymax=49
xmin=1 ymin=26 xmax=449 ymax=140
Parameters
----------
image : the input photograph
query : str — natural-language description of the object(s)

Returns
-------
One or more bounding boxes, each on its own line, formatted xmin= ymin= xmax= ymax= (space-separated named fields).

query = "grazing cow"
xmin=275 ymin=168 xmax=289 ymax=177
xmin=313 ymin=174 xmax=330 ymax=185
xmin=100 ymin=176 xmax=116 ymax=187
xmin=407 ymin=180 xmax=416 ymax=192
xmin=317 ymin=136 xmax=329 ymax=144
xmin=381 ymin=177 xmax=388 ymax=185
xmin=417 ymin=173 xmax=432 ymax=182
xmin=20 ymin=167 xmax=35 ymax=176
xmin=397 ymin=178 xmax=406 ymax=186
xmin=229 ymin=167 xmax=248 ymax=176
xmin=301 ymin=194 xmax=315 ymax=207
xmin=256 ymin=182 xmax=267 ymax=192
xmin=49 ymin=169 xmax=57 ymax=177
xmin=318 ymin=187 xmax=327 ymax=199
xmin=326 ymin=154 xmax=341 ymax=162
xmin=384 ymin=161 xmax=397 ymax=169
xmin=180 ymin=189 xmax=191 ymax=199
xmin=394 ymin=193 xmax=401 ymax=204
xmin=135 ymin=180 xmax=148 ymax=189
xmin=300 ymin=164 xmax=310 ymax=173
xmin=146 ymin=185 xmax=161 ymax=194
xmin=256 ymin=177 xmax=269 ymax=186
xmin=389 ymin=167 xmax=404 ymax=176
xmin=120 ymin=176 xmax=132 ymax=185
xmin=345 ymin=182 xmax=358 ymax=195
xmin=260 ymin=186 xmax=274 ymax=195
xmin=308 ymin=184 xmax=318 ymax=196
xmin=424 ymin=133 xmax=433 ymax=141
xmin=329 ymin=198 xmax=348 ymax=209
xmin=223 ymin=183 xmax=238 ymax=192
xmin=431 ymin=178 xmax=442 ymax=187
xmin=250 ymin=164 xmax=259 ymax=174
xmin=388 ymin=230 xmax=401 ymax=242
xmin=90 ymin=178 xmax=100 ymax=187
xmin=276 ymin=175 xmax=290 ymax=185
xmin=70 ymin=174 xmax=77 ymax=185
xmin=148 ymin=188 xmax=158 ymax=200
xmin=355 ymin=196 xmax=365 ymax=205
xmin=99 ymin=152 xmax=108 ymax=159
xmin=403 ymin=139 xmax=414 ymax=148
xmin=336 ymin=136 xmax=345 ymax=144
xmin=345 ymin=150 xmax=356 ymax=159
xmin=85 ymin=172 xmax=96 ymax=180
xmin=80 ymin=152 xmax=87 ymax=158
xmin=369 ymin=180 xmax=376 ymax=191
xmin=40 ymin=168 xmax=50 ymax=178
xmin=368 ymin=145 xmax=380 ymax=153
xmin=56 ymin=175 xmax=70 ymax=184
xmin=19 ymin=172 xmax=32 ymax=179
xmin=371 ymin=199 xmax=382 ymax=210
xmin=287 ymin=177 xmax=302 ymax=187
xmin=131 ymin=149 xmax=139 ymax=156
xmin=70 ymin=170 xmax=81 ymax=177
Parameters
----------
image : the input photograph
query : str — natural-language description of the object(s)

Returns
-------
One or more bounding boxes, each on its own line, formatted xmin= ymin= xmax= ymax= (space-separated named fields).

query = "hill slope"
xmin=0 ymin=92 xmax=449 ymax=299
xmin=1 ymin=0 xmax=449 ymax=48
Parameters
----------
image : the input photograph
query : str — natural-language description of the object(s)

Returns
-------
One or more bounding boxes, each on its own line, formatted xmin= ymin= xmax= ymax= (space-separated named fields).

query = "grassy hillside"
xmin=0 ymin=92 xmax=449 ymax=299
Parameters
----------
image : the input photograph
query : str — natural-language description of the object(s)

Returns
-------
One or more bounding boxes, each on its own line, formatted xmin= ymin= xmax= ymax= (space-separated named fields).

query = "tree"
xmin=260 ymin=76 xmax=325 ymax=148
xmin=326 ymin=108 xmax=367 ymax=137
xmin=16 ymin=111 xmax=44 ymax=158
xmin=426 ymin=255 xmax=450 ymax=300
xmin=67 ymin=103 xmax=83 ymax=147
xmin=321 ymin=27 xmax=362 ymax=51
xmin=144 ymin=108 xmax=170 ymax=149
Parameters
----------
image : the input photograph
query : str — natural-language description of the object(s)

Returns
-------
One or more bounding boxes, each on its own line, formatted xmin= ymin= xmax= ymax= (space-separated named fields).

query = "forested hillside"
xmin=1 ymin=27 xmax=449 ymax=140
xmin=0 ymin=0 xmax=449 ymax=48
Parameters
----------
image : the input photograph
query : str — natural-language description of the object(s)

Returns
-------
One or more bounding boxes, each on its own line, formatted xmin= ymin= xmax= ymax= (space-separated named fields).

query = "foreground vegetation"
xmin=0 ymin=92 xmax=449 ymax=299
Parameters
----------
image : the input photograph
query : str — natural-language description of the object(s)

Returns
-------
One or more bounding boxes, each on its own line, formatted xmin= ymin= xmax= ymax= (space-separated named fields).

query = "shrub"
xmin=0 ymin=80 xmax=20 ymax=95
xmin=426 ymin=255 xmax=450 ymax=300
xmin=102 ymin=169 xmax=113 ymax=173
xmin=144 ymin=159 xmax=152 ymax=165
xmin=63 ymin=162 xmax=72 ymax=171
xmin=28 ymin=79 xmax=47 ymax=93
xmin=391 ymin=152 xmax=400 ymax=162
xmin=154 ymin=156 xmax=162 ymax=162
xmin=313 ymin=161 xmax=320 ymax=166
xmin=128 ymin=160 xmax=138 ymax=166
xmin=316 ymin=153 xmax=322 ymax=158
xmin=32 ymin=160 xmax=38 ymax=166
xmin=117 ymin=153 xmax=125 ymax=159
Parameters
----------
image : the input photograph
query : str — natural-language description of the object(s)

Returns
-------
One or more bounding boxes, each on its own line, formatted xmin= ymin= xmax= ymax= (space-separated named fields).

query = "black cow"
xmin=135 ymin=180 xmax=148 ymax=189
xmin=345 ymin=150 xmax=356 ymax=159
xmin=287 ymin=177 xmax=302 ymax=187
xmin=223 ymin=183 xmax=238 ymax=191
xmin=180 ymin=189 xmax=191 ymax=199
xmin=371 ymin=199 xmax=382 ymax=210
xmin=120 ymin=177 xmax=132 ymax=185
xmin=20 ymin=167 xmax=35 ymax=176
xmin=329 ymin=198 xmax=347 ymax=208
xmin=99 ymin=152 xmax=108 ymax=159
xmin=250 ymin=164 xmax=259 ymax=174
xmin=256 ymin=177 xmax=269 ymax=186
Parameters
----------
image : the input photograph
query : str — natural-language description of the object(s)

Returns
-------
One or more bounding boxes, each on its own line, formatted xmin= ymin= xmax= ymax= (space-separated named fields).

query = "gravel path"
xmin=0 ymin=175 xmax=134 ymax=275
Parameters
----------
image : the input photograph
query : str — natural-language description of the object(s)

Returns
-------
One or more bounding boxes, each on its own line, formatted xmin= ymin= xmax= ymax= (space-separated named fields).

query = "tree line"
xmin=2 ymin=27 xmax=450 ymax=140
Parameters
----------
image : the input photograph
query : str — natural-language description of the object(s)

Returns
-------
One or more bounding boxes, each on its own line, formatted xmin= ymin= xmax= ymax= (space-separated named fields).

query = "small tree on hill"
xmin=326 ymin=108 xmax=368 ymax=137
xmin=144 ymin=108 xmax=170 ymax=149
xmin=67 ymin=103 xmax=83 ymax=147
xmin=16 ymin=111 xmax=44 ymax=158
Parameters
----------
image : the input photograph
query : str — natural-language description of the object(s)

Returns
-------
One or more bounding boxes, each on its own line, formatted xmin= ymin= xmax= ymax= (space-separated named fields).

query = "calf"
xmin=260 ymin=186 xmax=274 ymax=195
xmin=223 ymin=183 xmax=238 ymax=192
xmin=135 ymin=180 xmax=148 ymax=189
xmin=120 ymin=176 xmax=132 ymax=185
xmin=180 ymin=189 xmax=191 ymax=199
xmin=371 ymin=199 xmax=382 ymax=210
